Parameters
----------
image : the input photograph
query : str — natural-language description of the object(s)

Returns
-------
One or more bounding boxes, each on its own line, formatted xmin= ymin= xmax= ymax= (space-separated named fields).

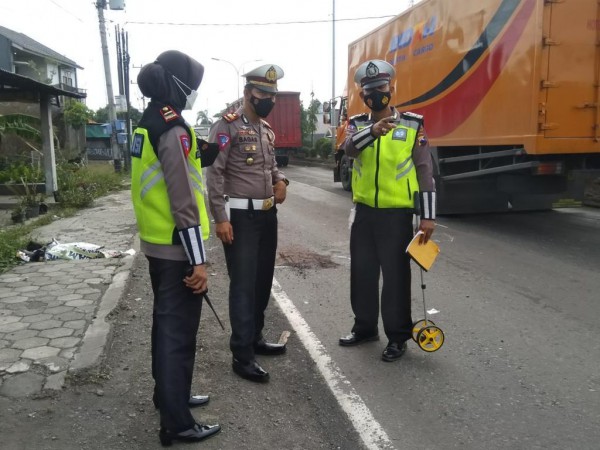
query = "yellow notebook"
xmin=406 ymin=231 xmax=440 ymax=271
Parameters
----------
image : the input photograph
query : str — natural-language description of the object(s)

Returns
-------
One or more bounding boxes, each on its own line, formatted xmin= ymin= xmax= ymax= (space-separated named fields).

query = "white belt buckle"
xmin=262 ymin=197 xmax=274 ymax=210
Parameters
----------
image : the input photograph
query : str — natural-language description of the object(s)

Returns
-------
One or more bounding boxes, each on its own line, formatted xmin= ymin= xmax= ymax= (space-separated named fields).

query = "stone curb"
xmin=69 ymin=236 xmax=139 ymax=374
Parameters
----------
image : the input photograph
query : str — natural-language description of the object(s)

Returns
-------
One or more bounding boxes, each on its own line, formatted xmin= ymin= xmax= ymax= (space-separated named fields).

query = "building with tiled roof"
xmin=0 ymin=25 xmax=84 ymax=96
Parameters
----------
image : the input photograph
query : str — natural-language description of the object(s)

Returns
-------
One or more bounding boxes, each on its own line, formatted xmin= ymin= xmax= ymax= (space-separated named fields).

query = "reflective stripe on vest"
xmin=131 ymin=126 xmax=210 ymax=244
xmin=351 ymin=119 xmax=420 ymax=208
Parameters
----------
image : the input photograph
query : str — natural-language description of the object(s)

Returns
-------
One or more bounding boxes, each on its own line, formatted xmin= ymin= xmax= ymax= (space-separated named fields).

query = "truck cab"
xmin=326 ymin=96 xmax=352 ymax=191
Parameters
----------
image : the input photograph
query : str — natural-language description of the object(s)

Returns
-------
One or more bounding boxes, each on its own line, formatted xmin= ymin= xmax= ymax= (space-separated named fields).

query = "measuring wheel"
xmin=412 ymin=319 xmax=436 ymax=342
xmin=416 ymin=325 xmax=445 ymax=352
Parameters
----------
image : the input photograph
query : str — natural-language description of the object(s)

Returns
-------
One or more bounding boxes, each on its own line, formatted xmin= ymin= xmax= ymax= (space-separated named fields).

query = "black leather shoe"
xmin=382 ymin=341 xmax=407 ymax=362
xmin=153 ymin=393 xmax=210 ymax=409
xmin=339 ymin=332 xmax=379 ymax=347
xmin=159 ymin=422 xmax=220 ymax=446
xmin=254 ymin=339 xmax=287 ymax=356
xmin=232 ymin=358 xmax=269 ymax=383
xmin=188 ymin=395 xmax=210 ymax=407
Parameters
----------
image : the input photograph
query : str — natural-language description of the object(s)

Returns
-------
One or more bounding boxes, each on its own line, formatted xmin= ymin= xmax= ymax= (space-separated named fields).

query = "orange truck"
xmin=331 ymin=0 xmax=600 ymax=213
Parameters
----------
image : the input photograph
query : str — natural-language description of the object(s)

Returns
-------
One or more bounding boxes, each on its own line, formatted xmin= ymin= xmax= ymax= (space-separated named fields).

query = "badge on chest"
xmin=237 ymin=129 xmax=259 ymax=146
xmin=238 ymin=127 xmax=259 ymax=164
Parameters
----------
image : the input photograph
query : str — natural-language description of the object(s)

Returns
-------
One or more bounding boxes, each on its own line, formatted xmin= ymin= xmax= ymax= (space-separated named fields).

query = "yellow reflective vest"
xmin=130 ymin=126 xmax=209 ymax=244
xmin=352 ymin=117 xmax=421 ymax=208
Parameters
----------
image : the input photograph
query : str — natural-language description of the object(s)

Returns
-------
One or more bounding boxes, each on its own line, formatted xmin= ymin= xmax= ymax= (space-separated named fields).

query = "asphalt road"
xmin=275 ymin=163 xmax=600 ymax=450
xmin=2 ymin=161 xmax=597 ymax=450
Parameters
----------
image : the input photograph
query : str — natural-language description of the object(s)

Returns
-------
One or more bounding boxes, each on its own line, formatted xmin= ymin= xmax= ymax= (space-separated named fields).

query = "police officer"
xmin=132 ymin=50 xmax=220 ymax=445
xmin=207 ymin=64 xmax=289 ymax=383
xmin=338 ymin=60 xmax=436 ymax=361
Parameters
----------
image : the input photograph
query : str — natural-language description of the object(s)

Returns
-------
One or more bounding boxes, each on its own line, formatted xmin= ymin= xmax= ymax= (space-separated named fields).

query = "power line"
xmin=47 ymin=0 xmax=84 ymax=22
xmin=124 ymin=15 xmax=397 ymax=27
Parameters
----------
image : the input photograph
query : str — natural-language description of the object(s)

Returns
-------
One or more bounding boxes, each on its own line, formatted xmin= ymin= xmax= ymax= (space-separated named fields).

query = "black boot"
xmin=159 ymin=422 xmax=220 ymax=447
xmin=232 ymin=358 xmax=269 ymax=383
xmin=254 ymin=338 xmax=286 ymax=355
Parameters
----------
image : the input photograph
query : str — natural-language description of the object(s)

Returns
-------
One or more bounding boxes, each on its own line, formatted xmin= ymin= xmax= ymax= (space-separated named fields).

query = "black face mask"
xmin=363 ymin=90 xmax=391 ymax=112
xmin=251 ymin=95 xmax=275 ymax=118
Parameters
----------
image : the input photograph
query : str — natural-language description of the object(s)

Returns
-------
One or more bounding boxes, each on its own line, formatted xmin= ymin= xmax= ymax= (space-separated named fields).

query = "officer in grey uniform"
xmin=207 ymin=64 xmax=290 ymax=383
xmin=338 ymin=59 xmax=436 ymax=362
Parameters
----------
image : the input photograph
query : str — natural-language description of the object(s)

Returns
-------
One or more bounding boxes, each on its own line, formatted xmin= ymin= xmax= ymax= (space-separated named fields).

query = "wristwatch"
xmin=279 ymin=178 xmax=290 ymax=186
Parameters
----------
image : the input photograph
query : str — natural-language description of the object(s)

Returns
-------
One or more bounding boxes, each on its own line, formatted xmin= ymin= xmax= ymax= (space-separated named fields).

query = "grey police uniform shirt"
xmin=343 ymin=108 xmax=436 ymax=193
xmin=206 ymin=108 xmax=286 ymax=224
xmin=140 ymin=125 xmax=201 ymax=262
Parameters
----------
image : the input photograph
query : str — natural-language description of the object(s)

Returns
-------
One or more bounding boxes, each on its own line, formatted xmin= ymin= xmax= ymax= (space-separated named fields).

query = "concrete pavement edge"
xmin=68 ymin=235 xmax=140 ymax=376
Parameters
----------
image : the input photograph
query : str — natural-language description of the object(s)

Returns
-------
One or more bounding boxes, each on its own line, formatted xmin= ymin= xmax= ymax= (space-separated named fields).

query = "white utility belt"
xmin=226 ymin=196 xmax=275 ymax=211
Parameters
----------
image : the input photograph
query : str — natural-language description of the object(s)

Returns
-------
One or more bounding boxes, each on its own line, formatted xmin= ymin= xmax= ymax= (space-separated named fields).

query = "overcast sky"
xmin=0 ymin=0 xmax=415 ymax=122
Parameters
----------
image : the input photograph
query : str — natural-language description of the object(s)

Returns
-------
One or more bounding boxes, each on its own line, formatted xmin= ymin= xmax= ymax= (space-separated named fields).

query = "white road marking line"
xmin=271 ymin=278 xmax=395 ymax=450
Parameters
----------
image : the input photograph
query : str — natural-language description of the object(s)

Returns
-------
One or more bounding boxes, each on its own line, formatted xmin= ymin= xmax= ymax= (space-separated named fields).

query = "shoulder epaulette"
xmin=401 ymin=111 xmax=424 ymax=123
xmin=222 ymin=113 xmax=239 ymax=123
xmin=260 ymin=119 xmax=272 ymax=129
xmin=159 ymin=105 xmax=179 ymax=123
xmin=350 ymin=113 xmax=369 ymax=121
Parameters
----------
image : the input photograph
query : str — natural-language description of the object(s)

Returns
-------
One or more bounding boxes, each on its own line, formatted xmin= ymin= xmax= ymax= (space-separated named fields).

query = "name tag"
xmin=238 ymin=135 xmax=259 ymax=144
xmin=131 ymin=134 xmax=144 ymax=158
xmin=392 ymin=128 xmax=408 ymax=141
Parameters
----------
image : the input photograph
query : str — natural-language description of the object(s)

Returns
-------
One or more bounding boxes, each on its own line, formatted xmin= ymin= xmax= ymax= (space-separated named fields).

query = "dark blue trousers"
xmin=350 ymin=204 xmax=414 ymax=343
xmin=223 ymin=207 xmax=277 ymax=363
xmin=148 ymin=256 xmax=202 ymax=433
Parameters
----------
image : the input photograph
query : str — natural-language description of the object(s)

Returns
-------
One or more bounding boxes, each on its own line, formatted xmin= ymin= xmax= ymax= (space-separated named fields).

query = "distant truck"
xmin=266 ymin=91 xmax=302 ymax=167
xmin=220 ymin=91 xmax=302 ymax=167
xmin=330 ymin=0 xmax=600 ymax=214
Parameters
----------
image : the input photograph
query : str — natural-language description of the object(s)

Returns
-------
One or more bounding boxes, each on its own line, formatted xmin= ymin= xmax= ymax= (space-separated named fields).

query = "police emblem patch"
xmin=366 ymin=61 xmax=380 ymax=79
xmin=130 ymin=133 xmax=144 ymax=158
xmin=179 ymin=134 xmax=191 ymax=158
xmin=392 ymin=128 xmax=408 ymax=141
xmin=266 ymin=66 xmax=277 ymax=82
xmin=217 ymin=133 xmax=230 ymax=150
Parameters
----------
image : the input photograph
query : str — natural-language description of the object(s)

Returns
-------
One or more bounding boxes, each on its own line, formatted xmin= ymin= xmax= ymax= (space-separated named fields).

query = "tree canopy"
xmin=93 ymin=106 xmax=142 ymax=126
xmin=63 ymin=100 xmax=94 ymax=130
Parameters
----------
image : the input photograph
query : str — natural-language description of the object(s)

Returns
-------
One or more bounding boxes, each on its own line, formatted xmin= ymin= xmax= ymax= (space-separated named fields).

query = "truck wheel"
xmin=276 ymin=155 xmax=289 ymax=167
xmin=340 ymin=155 xmax=352 ymax=191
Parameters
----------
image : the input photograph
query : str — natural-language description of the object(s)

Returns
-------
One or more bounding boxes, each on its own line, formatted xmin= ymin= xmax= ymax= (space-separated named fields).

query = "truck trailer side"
xmin=333 ymin=0 xmax=600 ymax=213
xmin=266 ymin=91 xmax=302 ymax=167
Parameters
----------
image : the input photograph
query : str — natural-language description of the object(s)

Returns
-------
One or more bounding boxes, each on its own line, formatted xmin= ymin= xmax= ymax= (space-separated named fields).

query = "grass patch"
xmin=56 ymin=163 xmax=126 ymax=208
xmin=0 ymin=225 xmax=32 ymax=273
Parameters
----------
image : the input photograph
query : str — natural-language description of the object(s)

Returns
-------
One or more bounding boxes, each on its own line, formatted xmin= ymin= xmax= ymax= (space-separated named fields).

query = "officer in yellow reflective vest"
xmin=339 ymin=59 xmax=437 ymax=362
xmin=132 ymin=50 xmax=220 ymax=445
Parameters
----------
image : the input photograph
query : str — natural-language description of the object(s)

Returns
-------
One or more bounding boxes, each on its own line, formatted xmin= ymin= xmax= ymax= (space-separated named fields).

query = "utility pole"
xmin=116 ymin=25 xmax=131 ymax=172
xmin=95 ymin=0 xmax=122 ymax=172
xmin=331 ymin=0 xmax=336 ymax=157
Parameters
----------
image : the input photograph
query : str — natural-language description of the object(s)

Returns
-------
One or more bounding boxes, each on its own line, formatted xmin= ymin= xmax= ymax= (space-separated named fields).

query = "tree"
xmin=94 ymin=106 xmax=142 ymax=126
xmin=301 ymin=97 xmax=321 ymax=148
xmin=63 ymin=100 xmax=94 ymax=130
xmin=62 ymin=100 xmax=93 ymax=157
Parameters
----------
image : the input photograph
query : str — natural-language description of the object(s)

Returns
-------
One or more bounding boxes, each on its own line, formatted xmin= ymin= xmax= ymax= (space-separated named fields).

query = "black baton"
xmin=186 ymin=267 xmax=225 ymax=330
xmin=202 ymin=292 xmax=225 ymax=331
